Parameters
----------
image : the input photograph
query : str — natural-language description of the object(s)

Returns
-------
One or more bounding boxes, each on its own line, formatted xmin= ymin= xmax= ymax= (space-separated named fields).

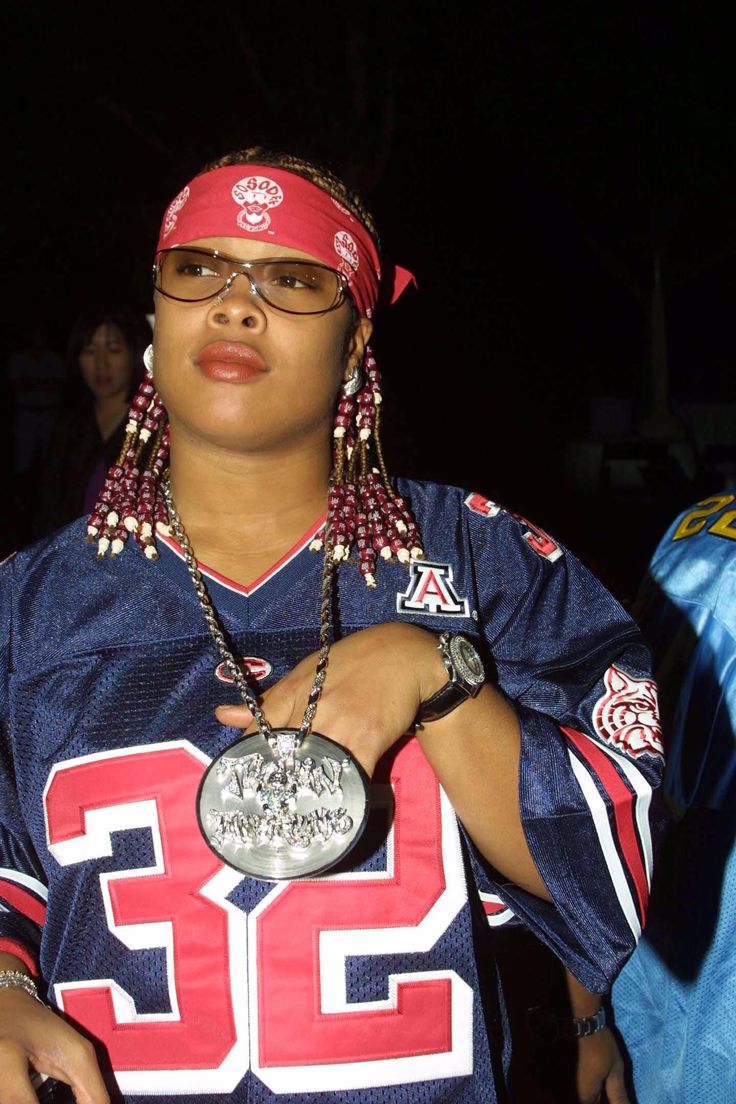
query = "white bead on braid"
xmin=325 ymin=350 xmax=424 ymax=586
xmin=85 ymin=353 xmax=424 ymax=587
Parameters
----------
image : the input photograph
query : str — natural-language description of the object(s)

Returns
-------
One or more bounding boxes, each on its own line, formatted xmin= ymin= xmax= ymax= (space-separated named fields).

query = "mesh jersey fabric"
xmin=0 ymin=478 xmax=665 ymax=1103
xmin=611 ymin=492 xmax=736 ymax=1104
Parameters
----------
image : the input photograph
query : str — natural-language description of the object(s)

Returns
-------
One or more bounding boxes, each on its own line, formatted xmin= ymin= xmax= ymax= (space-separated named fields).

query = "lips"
xmin=194 ymin=342 xmax=268 ymax=382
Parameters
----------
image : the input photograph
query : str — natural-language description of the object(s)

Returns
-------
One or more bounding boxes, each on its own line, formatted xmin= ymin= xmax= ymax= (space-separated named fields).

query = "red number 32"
xmin=44 ymin=739 xmax=472 ymax=1094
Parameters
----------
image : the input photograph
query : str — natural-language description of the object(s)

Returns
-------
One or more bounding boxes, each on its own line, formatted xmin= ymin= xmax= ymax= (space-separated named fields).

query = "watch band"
xmin=417 ymin=679 xmax=471 ymax=724
xmin=415 ymin=633 xmax=485 ymax=724
xmin=527 ymin=1004 xmax=607 ymax=1043
xmin=570 ymin=1007 xmax=607 ymax=1037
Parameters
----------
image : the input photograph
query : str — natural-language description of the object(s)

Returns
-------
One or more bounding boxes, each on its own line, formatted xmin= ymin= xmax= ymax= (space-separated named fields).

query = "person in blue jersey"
xmin=0 ymin=147 xmax=664 ymax=1104
xmin=610 ymin=492 xmax=736 ymax=1104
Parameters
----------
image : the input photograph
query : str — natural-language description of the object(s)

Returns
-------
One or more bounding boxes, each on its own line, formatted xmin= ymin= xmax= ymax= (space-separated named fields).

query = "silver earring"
xmin=143 ymin=344 xmax=154 ymax=378
xmin=342 ymin=360 xmax=363 ymax=396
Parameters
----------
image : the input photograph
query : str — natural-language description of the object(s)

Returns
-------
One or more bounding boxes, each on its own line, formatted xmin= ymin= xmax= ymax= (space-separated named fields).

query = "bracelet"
xmin=0 ymin=969 xmax=44 ymax=1003
xmin=527 ymin=1004 xmax=607 ymax=1042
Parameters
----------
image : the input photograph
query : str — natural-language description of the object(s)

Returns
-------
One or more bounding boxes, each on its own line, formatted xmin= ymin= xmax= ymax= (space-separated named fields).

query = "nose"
xmin=208 ymin=271 xmax=267 ymax=329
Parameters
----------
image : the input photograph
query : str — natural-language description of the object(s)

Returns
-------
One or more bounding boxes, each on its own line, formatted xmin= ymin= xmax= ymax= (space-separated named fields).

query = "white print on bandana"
xmin=214 ymin=656 xmax=273 ymax=685
xmin=593 ymin=665 xmax=664 ymax=758
xmin=397 ymin=560 xmax=469 ymax=617
xmin=331 ymin=197 xmax=354 ymax=220
xmin=334 ymin=230 xmax=360 ymax=284
xmin=163 ymin=186 xmax=190 ymax=239
xmin=232 ymin=175 xmax=284 ymax=232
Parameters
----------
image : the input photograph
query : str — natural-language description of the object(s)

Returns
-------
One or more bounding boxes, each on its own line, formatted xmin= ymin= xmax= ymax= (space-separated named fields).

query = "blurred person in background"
xmin=33 ymin=306 xmax=151 ymax=538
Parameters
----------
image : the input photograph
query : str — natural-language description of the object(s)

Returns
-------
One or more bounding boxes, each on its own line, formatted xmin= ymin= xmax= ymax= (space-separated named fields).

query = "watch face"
xmin=450 ymin=635 xmax=485 ymax=687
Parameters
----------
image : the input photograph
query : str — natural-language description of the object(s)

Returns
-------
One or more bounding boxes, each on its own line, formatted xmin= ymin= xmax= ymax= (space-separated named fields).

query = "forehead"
xmin=86 ymin=322 xmax=125 ymax=344
xmin=181 ymin=236 xmax=327 ymax=266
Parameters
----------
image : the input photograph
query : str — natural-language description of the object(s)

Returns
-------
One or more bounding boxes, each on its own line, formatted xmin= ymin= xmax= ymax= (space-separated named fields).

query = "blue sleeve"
xmin=0 ymin=553 xmax=47 ymax=973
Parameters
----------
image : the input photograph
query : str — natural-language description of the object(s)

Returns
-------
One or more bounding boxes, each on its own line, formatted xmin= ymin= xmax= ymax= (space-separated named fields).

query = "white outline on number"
xmin=45 ymin=742 xmax=250 ymax=1094
xmin=249 ymin=779 xmax=473 ymax=1093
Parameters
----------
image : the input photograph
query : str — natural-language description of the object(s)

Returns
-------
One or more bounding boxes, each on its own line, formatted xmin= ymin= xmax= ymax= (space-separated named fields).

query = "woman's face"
xmin=152 ymin=236 xmax=372 ymax=459
xmin=79 ymin=323 xmax=133 ymax=402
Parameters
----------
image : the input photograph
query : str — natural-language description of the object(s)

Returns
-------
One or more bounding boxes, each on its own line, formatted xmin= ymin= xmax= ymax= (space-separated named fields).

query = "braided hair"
xmin=86 ymin=147 xmax=423 ymax=583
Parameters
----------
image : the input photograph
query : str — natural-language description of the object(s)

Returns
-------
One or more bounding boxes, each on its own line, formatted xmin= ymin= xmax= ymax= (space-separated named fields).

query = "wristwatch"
xmin=415 ymin=632 xmax=486 ymax=724
xmin=527 ymin=1004 xmax=607 ymax=1042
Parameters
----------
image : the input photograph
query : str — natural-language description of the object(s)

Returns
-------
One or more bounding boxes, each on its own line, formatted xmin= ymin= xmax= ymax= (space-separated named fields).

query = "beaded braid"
xmin=86 ymin=375 xmax=171 ymax=559
xmin=88 ymin=148 xmax=424 ymax=584
xmin=309 ymin=351 xmax=424 ymax=587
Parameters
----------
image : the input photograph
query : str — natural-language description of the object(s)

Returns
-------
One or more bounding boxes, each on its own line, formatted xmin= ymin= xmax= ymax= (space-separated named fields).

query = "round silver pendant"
xmin=197 ymin=727 xmax=369 ymax=880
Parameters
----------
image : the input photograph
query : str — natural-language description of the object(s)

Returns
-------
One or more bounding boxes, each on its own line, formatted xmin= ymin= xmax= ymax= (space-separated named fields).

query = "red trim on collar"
xmin=157 ymin=514 xmax=326 ymax=596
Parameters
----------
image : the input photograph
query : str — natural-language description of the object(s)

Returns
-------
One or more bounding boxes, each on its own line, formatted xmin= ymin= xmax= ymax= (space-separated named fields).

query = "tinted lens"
xmin=155 ymin=249 xmax=344 ymax=313
xmin=255 ymin=261 xmax=343 ymax=313
xmin=156 ymin=249 xmax=230 ymax=302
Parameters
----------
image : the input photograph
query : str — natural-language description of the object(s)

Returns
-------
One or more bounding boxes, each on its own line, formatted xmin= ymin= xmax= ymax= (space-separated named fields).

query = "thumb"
xmin=214 ymin=703 xmax=254 ymax=728
xmin=604 ymin=1067 xmax=631 ymax=1104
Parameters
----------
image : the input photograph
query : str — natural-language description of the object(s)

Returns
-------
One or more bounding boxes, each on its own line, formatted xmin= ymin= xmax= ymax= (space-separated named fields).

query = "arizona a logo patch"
xmin=397 ymin=561 xmax=469 ymax=617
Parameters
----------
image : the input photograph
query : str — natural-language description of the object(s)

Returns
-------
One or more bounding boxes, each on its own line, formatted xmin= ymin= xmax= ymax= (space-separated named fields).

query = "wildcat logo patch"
xmin=593 ymin=665 xmax=663 ymax=758
xmin=396 ymin=561 xmax=469 ymax=617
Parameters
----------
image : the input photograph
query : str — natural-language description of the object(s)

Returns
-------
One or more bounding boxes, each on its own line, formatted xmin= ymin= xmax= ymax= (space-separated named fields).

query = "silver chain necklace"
xmin=162 ymin=475 xmax=369 ymax=880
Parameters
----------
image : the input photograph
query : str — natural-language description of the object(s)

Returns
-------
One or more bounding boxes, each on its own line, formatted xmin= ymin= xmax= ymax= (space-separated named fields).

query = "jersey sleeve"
xmin=0 ymin=554 xmax=47 ymax=974
xmin=461 ymin=497 xmax=666 ymax=993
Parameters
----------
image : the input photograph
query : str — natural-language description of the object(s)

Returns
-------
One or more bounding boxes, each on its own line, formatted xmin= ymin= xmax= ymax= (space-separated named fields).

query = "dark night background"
xmin=3 ymin=1 xmax=736 ymax=604
xmin=2 ymin=7 xmax=735 ymax=1101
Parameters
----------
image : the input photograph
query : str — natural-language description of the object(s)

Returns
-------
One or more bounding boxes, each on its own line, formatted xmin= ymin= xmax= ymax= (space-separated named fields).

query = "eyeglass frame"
xmin=152 ymin=245 xmax=352 ymax=315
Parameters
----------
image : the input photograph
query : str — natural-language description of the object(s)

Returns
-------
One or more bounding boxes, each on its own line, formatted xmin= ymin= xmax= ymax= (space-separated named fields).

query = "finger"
xmin=64 ymin=1040 xmax=111 ymax=1104
xmin=214 ymin=703 xmax=253 ymax=727
xmin=0 ymin=1045 xmax=40 ymax=1104
xmin=31 ymin=1033 xmax=110 ymax=1104
xmin=217 ymin=671 xmax=305 ymax=729
xmin=24 ymin=1011 xmax=110 ymax=1104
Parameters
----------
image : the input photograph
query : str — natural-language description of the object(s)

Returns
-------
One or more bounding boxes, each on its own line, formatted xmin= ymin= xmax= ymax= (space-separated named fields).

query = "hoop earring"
xmin=342 ymin=360 xmax=363 ymax=396
xmin=143 ymin=344 xmax=154 ymax=379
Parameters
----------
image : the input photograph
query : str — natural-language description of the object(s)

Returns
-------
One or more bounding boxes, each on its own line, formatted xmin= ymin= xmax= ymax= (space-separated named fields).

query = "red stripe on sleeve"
xmin=0 ymin=937 xmax=37 ymax=975
xmin=482 ymin=899 xmax=507 ymax=917
xmin=0 ymin=879 xmax=47 ymax=926
xmin=561 ymin=727 xmax=649 ymax=920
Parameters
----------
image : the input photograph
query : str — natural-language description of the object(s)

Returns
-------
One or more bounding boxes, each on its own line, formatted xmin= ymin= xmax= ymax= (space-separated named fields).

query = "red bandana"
xmin=157 ymin=165 xmax=414 ymax=316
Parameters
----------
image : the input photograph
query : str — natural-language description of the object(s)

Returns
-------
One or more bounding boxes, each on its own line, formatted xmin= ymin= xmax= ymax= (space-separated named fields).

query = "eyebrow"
xmin=170 ymin=247 xmax=328 ymax=268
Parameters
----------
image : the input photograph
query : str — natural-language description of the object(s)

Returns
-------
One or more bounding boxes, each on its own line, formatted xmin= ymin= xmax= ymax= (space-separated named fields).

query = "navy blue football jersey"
xmin=0 ymin=480 xmax=664 ymax=1102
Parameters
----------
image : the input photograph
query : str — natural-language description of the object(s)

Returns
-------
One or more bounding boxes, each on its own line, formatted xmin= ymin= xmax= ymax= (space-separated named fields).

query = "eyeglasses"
xmin=153 ymin=246 xmax=351 ymax=315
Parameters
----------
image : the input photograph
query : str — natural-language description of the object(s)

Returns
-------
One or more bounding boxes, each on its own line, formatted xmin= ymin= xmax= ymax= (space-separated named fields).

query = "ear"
xmin=346 ymin=315 xmax=373 ymax=366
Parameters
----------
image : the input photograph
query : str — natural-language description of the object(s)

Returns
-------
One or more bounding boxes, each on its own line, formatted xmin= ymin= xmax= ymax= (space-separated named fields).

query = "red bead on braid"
xmin=85 ymin=355 xmax=423 ymax=584
xmin=321 ymin=349 xmax=425 ymax=587
xmin=86 ymin=377 xmax=171 ymax=559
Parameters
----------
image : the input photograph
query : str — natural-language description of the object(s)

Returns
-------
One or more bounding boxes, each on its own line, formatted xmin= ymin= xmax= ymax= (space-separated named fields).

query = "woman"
xmin=34 ymin=306 xmax=150 ymax=538
xmin=0 ymin=148 xmax=664 ymax=1103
